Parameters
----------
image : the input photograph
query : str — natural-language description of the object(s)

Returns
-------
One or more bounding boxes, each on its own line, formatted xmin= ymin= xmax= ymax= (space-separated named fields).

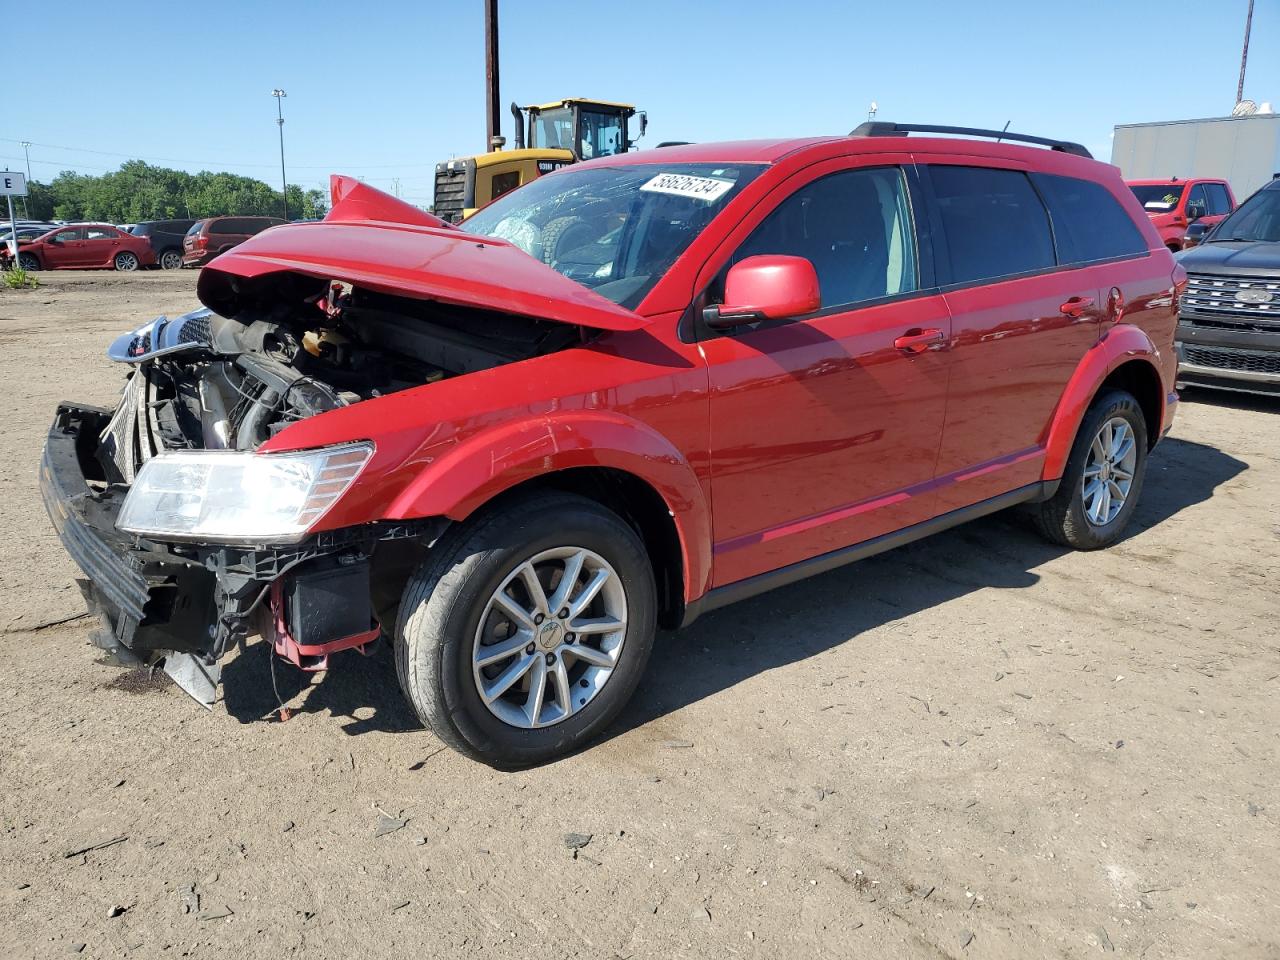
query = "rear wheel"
xmin=18 ymin=252 xmax=39 ymax=270
xmin=113 ymin=251 xmax=140 ymax=271
xmin=159 ymin=249 xmax=182 ymax=270
xmin=1034 ymin=389 xmax=1148 ymax=549
xmin=395 ymin=491 xmax=656 ymax=767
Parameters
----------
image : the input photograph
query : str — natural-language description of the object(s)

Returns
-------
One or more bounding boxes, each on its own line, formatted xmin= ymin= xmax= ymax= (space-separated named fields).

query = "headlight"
xmin=117 ymin=442 xmax=373 ymax=543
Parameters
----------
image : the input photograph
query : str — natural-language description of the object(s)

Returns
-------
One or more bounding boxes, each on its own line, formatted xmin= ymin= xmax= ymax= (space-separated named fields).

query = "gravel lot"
xmin=1 ymin=271 xmax=1277 ymax=960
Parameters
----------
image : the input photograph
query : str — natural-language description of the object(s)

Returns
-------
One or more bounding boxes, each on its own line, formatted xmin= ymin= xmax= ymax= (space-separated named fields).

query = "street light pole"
xmin=272 ymin=89 xmax=288 ymax=220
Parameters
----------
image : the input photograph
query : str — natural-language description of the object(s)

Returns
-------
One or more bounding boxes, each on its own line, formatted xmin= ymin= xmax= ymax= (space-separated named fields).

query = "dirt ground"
xmin=0 ymin=271 xmax=1277 ymax=960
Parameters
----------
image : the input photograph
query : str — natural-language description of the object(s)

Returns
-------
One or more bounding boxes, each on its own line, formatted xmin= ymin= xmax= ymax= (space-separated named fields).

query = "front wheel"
xmin=113 ymin=251 xmax=140 ymax=271
xmin=1034 ymin=389 xmax=1149 ymax=550
xmin=159 ymin=249 xmax=182 ymax=270
xmin=395 ymin=491 xmax=657 ymax=767
xmin=18 ymin=252 xmax=40 ymax=271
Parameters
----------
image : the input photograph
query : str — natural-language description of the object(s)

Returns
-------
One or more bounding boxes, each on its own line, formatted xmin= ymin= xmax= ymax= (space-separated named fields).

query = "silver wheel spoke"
xmin=568 ymin=568 xmax=610 ymax=617
xmin=482 ymin=653 xmax=536 ymax=703
xmin=523 ymin=657 xmax=548 ymax=726
xmin=549 ymin=657 xmax=574 ymax=717
xmin=548 ymin=549 xmax=586 ymax=614
xmin=570 ymin=615 xmax=626 ymax=635
xmin=1112 ymin=435 xmax=1135 ymax=464
xmin=493 ymin=590 xmax=536 ymax=630
xmin=567 ymin=644 xmax=614 ymax=668
xmin=475 ymin=633 xmax=531 ymax=668
xmin=517 ymin=562 xmax=551 ymax=617
xmin=1111 ymin=464 xmax=1133 ymax=482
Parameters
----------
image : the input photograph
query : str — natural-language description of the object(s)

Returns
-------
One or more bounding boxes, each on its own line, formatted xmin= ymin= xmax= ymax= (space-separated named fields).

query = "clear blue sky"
xmin=8 ymin=0 xmax=1280 ymax=207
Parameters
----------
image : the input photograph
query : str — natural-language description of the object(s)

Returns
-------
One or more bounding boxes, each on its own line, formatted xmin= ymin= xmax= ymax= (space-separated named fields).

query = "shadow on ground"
xmin=218 ymin=435 xmax=1246 ymax=744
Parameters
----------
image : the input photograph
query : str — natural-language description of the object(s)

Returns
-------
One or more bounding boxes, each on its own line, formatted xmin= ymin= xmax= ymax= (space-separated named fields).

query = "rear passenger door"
xmin=921 ymin=162 xmax=1107 ymax=512
xmin=83 ymin=226 xmax=123 ymax=266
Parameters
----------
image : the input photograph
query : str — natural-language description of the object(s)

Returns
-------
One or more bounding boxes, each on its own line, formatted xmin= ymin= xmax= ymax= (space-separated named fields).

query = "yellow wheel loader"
xmin=434 ymin=98 xmax=646 ymax=223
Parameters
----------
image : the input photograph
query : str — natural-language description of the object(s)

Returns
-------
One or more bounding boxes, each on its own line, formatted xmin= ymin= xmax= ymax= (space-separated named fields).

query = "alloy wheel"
xmin=472 ymin=546 xmax=627 ymax=729
xmin=160 ymin=251 xmax=182 ymax=270
xmin=115 ymin=252 xmax=139 ymax=271
xmin=1082 ymin=416 xmax=1137 ymax=527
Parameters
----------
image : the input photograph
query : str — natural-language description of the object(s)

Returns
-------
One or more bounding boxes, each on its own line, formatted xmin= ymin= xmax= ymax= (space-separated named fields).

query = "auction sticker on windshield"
xmin=640 ymin=172 xmax=735 ymax=203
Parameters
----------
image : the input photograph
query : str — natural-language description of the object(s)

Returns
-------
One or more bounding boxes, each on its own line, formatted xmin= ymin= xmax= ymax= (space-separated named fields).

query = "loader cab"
xmin=523 ymin=99 xmax=643 ymax=160
xmin=433 ymin=98 xmax=646 ymax=224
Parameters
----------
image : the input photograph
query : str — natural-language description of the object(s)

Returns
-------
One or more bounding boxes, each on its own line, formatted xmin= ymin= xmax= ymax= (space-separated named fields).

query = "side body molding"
xmin=386 ymin=411 xmax=714 ymax=603
xmin=1040 ymin=323 xmax=1168 ymax=481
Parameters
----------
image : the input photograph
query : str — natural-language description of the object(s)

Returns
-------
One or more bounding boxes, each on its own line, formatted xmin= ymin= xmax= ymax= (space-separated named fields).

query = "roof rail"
xmin=850 ymin=121 xmax=1093 ymax=159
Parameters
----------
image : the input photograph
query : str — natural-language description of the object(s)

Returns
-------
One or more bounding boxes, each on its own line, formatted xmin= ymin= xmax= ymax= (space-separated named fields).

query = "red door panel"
xmin=43 ymin=229 xmax=85 ymax=268
xmin=704 ymin=296 xmax=951 ymax=585
xmin=933 ymin=268 xmax=1104 ymax=510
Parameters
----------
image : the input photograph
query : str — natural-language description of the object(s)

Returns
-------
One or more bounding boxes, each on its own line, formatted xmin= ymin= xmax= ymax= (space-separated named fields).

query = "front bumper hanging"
xmin=40 ymin=402 xmax=443 ymax=708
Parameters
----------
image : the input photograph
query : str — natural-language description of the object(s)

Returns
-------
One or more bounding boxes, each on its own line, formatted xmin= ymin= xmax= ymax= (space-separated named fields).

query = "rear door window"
xmin=1205 ymin=183 xmax=1232 ymax=216
xmin=1031 ymin=173 xmax=1148 ymax=263
xmin=210 ymin=219 xmax=238 ymax=234
xmin=926 ymin=165 xmax=1055 ymax=284
xmin=731 ymin=166 xmax=919 ymax=309
xmin=86 ymin=227 xmax=117 ymax=240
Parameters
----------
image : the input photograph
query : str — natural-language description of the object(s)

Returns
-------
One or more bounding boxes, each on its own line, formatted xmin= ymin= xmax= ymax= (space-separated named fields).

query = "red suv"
xmin=7 ymin=223 xmax=156 ymax=271
xmin=1127 ymin=178 xmax=1235 ymax=251
xmin=181 ymin=215 xmax=285 ymax=266
xmin=42 ymin=123 xmax=1182 ymax=766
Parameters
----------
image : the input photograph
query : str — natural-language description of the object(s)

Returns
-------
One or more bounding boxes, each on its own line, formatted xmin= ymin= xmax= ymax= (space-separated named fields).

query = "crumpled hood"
xmin=196 ymin=175 xmax=647 ymax=332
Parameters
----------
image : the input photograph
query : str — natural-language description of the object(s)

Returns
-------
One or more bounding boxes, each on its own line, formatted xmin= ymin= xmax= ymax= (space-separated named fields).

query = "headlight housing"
xmin=117 ymin=442 xmax=374 ymax=544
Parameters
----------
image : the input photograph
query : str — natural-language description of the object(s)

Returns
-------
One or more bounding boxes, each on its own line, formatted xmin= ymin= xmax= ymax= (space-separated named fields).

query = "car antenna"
xmin=995 ymin=120 xmax=1011 ymax=143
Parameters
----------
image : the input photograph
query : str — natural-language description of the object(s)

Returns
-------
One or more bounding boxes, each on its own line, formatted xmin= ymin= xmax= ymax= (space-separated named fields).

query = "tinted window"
xmin=1214 ymin=186 xmax=1280 ymax=242
xmin=186 ymin=222 xmax=204 ymax=236
xmin=1129 ymin=183 xmax=1184 ymax=211
xmin=210 ymin=219 xmax=238 ymax=234
xmin=1205 ymin=183 xmax=1232 ymax=216
xmin=732 ymin=166 xmax=918 ymax=308
xmin=1185 ymin=184 xmax=1209 ymax=218
xmin=1032 ymin=173 xmax=1148 ymax=263
xmin=928 ymin=166 xmax=1055 ymax=284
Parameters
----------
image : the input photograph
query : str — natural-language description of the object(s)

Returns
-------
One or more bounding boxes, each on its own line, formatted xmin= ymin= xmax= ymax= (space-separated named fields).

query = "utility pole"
xmin=1237 ymin=0 xmax=1254 ymax=105
xmin=485 ymin=0 xmax=502 ymax=150
xmin=272 ymin=89 xmax=289 ymax=220
xmin=20 ymin=142 xmax=31 ymax=218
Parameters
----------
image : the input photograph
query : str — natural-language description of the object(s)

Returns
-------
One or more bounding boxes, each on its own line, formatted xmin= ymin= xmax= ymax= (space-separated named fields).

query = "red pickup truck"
xmin=1127 ymin=178 xmax=1235 ymax=251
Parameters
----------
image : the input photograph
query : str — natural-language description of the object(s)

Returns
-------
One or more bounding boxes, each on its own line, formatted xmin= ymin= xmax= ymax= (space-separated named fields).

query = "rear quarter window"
xmin=927 ymin=165 xmax=1055 ymax=284
xmin=210 ymin=219 xmax=240 ymax=234
xmin=1031 ymin=173 xmax=1148 ymax=263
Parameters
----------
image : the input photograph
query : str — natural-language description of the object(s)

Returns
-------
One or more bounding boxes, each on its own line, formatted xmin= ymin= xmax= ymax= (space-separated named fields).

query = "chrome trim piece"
xmin=106 ymin=308 xmax=214 ymax=363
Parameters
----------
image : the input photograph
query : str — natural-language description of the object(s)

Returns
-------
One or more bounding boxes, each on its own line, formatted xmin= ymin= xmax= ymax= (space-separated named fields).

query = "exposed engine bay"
xmin=98 ymin=282 xmax=580 ymax=481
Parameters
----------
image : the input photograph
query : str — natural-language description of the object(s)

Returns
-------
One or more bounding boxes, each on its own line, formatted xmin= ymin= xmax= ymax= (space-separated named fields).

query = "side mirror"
xmin=703 ymin=255 xmax=821 ymax=330
xmin=1183 ymin=221 xmax=1213 ymax=249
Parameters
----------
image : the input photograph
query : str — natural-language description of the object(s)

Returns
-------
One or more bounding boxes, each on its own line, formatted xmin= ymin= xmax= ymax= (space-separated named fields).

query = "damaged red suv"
xmin=42 ymin=123 xmax=1182 ymax=766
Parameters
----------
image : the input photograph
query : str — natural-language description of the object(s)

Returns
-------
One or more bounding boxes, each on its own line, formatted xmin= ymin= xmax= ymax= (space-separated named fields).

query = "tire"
xmin=17 ymin=252 xmax=40 ymax=271
xmin=114 ymin=251 xmax=140 ymax=271
xmin=159 ymin=249 xmax=182 ymax=270
xmin=1033 ymin=389 xmax=1148 ymax=550
xmin=394 ymin=491 xmax=657 ymax=767
xmin=539 ymin=216 xmax=596 ymax=265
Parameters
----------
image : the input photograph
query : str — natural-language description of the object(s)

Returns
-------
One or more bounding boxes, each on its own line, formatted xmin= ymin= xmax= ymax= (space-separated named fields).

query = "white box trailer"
xmin=1111 ymin=114 xmax=1280 ymax=201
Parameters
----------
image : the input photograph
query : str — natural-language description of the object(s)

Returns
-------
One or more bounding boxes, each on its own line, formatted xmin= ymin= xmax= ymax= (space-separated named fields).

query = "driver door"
xmin=44 ymin=228 xmax=85 ymax=267
xmin=698 ymin=159 xmax=952 ymax=586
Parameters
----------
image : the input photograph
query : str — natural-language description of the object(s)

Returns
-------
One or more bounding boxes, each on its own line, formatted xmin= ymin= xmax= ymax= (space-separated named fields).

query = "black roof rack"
xmin=850 ymin=122 xmax=1092 ymax=159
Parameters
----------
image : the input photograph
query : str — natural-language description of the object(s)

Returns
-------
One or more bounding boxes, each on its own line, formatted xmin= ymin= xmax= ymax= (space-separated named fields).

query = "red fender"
xmin=1041 ymin=323 xmax=1169 ymax=481
xmin=385 ymin=412 xmax=713 ymax=603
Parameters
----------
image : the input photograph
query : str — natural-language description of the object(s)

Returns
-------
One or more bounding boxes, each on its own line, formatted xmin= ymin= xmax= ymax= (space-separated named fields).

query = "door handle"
xmin=893 ymin=328 xmax=946 ymax=354
xmin=1059 ymin=296 xmax=1095 ymax=318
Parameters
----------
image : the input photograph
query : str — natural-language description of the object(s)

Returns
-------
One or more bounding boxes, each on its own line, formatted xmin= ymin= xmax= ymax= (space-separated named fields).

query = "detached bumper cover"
xmin=40 ymin=403 xmax=217 ymax=654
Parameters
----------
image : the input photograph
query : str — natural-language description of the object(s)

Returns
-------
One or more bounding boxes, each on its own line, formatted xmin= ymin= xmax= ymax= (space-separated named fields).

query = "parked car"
xmin=42 ymin=124 xmax=1181 ymax=766
xmin=181 ymin=215 xmax=285 ymax=266
xmin=2 ymin=222 xmax=59 ymax=256
xmin=7 ymin=223 xmax=156 ymax=271
xmin=1175 ymin=177 xmax=1280 ymax=396
xmin=1127 ymin=178 xmax=1235 ymax=251
xmin=129 ymin=219 xmax=197 ymax=270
